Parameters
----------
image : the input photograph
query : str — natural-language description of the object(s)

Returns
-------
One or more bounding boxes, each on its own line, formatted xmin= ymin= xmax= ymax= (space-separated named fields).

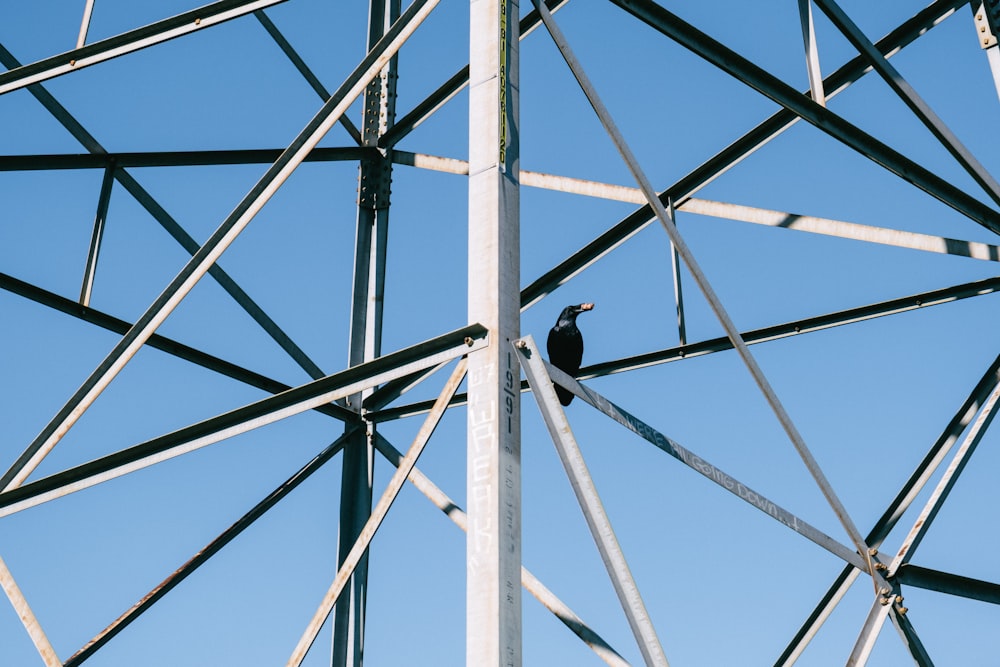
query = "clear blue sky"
xmin=2 ymin=1 xmax=1000 ymax=665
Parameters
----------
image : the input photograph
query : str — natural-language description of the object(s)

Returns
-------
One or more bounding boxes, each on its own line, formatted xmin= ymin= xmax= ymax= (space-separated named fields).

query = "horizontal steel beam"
xmin=519 ymin=0 xmax=971 ymax=309
xmin=895 ymin=564 xmax=1000 ymax=605
xmin=369 ymin=275 xmax=1000 ymax=422
xmin=0 ymin=324 xmax=487 ymax=518
xmin=679 ymin=198 xmax=1000 ymax=262
xmin=0 ymin=0 xmax=289 ymax=96
xmin=580 ymin=275 xmax=1000 ymax=379
xmin=0 ymin=147 xmax=375 ymax=171
xmin=0 ymin=272 xmax=356 ymax=422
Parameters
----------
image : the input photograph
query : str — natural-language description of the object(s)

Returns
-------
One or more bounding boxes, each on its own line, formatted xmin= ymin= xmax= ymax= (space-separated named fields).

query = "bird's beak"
xmin=579 ymin=303 xmax=594 ymax=311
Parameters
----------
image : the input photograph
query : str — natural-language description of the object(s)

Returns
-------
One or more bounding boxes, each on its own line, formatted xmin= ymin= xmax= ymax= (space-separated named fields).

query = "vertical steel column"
xmin=334 ymin=2 xmax=399 ymax=665
xmin=467 ymin=0 xmax=521 ymax=663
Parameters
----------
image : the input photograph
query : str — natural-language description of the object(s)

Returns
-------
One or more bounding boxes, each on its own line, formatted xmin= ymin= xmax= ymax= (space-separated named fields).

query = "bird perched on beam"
xmin=546 ymin=303 xmax=594 ymax=406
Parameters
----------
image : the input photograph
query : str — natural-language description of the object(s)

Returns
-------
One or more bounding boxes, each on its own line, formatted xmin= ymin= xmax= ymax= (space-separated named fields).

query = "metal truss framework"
xmin=1 ymin=1 xmax=999 ymax=666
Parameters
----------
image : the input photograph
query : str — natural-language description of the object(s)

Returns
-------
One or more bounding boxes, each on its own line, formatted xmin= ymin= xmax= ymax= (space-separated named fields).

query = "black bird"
xmin=546 ymin=303 xmax=594 ymax=406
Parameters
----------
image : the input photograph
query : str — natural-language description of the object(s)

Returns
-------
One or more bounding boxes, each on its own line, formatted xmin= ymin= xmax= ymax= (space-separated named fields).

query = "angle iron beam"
xmin=76 ymin=0 xmax=97 ymax=49
xmin=0 ymin=147 xmax=375 ymax=171
xmin=846 ymin=600 xmax=892 ymax=667
xmin=0 ymin=0 xmax=438 ymax=492
xmin=0 ymin=323 xmax=486 ymax=518
xmin=0 ymin=0 xmax=290 ymax=96
xmin=518 ymin=0 xmax=972 ymax=310
xmin=0 ymin=555 xmax=60 ymax=667
xmin=285 ymin=359 xmax=467 ymax=667
xmin=516 ymin=336 xmax=669 ymax=667
xmin=581 ymin=275 xmax=1000 ymax=379
xmin=887 ymin=607 xmax=935 ymax=667
xmin=0 ymin=272 xmax=356 ymax=423
xmin=895 ymin=564 xmax=1000 ymax=605
xmin=607 ymin=0 xmax=1000 ymax=234
xmin=679 ymin=197 xmax=1000 ymax=262
xmin=63 ymin=431 xmax=357 ymax=667
xmin=369 ymin=433 xmax=631 ymax=667
xmin=522 ymin=338 xmax=868 ymax=572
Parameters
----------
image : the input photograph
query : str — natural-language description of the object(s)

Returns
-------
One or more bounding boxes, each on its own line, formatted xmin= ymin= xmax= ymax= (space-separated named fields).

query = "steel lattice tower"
xmin=2 ymin=1 xmax=1000 ymax=665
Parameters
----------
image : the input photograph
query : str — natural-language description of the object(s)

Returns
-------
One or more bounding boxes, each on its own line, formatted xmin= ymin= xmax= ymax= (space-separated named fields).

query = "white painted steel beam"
xmin=76 ymin=0 xmax=96 ymax=49
xmin=516 ymin=337 xmax=668 ymax=667
xmin=0 ymin=555 xmax=60 ymax=667
xmin=846 ymin=601 xmax=892 ymax=667
xmin=467 ymin=0 xmax=523 ymax=662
